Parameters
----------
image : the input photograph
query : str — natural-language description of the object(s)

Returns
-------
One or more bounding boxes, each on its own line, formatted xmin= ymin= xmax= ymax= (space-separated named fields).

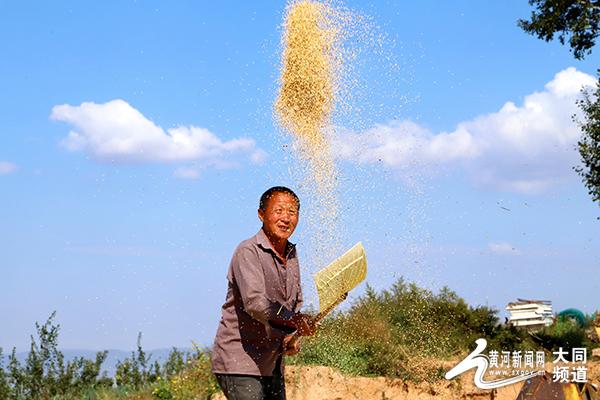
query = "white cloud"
xmin=51 ymin=99 xmax=266 ymax=166
xmin=333 ymin=120 xmax=480 ymax=168
xmin=488 ymin=242 xmax=520 ymax=255
xmin=250 ymin=149 xmax=268 ymax=164
xmin=173 ymin=167 xmax=201 ymax=180
xmin=0 ymin=161 xmax=17 ymax=175
xmin=334 ymin=67 xmax=596 ymax=194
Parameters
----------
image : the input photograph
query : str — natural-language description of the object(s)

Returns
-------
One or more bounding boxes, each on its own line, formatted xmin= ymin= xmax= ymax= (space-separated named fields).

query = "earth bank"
xmin=211 ymin=361 xmax=600 ymax=400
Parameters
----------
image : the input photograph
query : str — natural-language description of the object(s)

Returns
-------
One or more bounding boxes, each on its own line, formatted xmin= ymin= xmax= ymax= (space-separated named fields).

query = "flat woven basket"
xmin=313 ymin=242 xmax=367 ymax=315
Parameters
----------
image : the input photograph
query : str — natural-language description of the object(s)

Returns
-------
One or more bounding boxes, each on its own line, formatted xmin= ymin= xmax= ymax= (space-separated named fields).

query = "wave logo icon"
xmin=445 ymin=339 xmax=541 ymax=389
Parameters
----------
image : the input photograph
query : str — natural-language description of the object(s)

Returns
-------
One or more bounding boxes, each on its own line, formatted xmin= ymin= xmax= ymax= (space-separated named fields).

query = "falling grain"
xmin=275 ymin=0 xmax=344 ymax=261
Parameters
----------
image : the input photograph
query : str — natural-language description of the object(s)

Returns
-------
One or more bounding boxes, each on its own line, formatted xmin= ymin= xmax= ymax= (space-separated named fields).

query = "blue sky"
xmin=1 ymin=1 xmax=598 ymax=352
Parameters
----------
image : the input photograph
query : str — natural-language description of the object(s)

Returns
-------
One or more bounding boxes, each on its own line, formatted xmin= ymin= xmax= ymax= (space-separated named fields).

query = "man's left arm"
xmin=295 ymin=269 xmax=303 ymax=313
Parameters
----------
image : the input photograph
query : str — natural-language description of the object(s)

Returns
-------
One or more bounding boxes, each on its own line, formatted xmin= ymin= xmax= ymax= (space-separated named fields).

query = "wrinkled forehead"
xmin=266 ymin=192 xmax=299 ymax=209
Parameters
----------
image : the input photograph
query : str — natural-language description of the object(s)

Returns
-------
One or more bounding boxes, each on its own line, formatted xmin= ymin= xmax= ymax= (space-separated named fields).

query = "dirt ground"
xmin=212 ymin=360 xmax=600 ymax=400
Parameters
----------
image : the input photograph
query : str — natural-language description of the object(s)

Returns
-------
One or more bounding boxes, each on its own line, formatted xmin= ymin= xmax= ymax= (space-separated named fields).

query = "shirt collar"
xmin=256 ymin=228 xmax=296 ymax=259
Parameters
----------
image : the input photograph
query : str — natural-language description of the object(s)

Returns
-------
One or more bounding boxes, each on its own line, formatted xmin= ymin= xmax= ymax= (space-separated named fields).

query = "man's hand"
xmin=291 ymin=313 xmax=317 ymax=336
xmin=283 ymin=334 xmax=301 ymax=356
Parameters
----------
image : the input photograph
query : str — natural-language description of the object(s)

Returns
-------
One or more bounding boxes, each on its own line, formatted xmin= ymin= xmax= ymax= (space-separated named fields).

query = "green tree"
xmin=115 ymin=332 xmax=160 ymax=389
xmin=575 ymin=70 xmax=600 ymax=207
xmin=22 ymin=311 xmax=62 ymax=398
xmin=520 ymin=1 xmax=600 ymax=209
xmin=3 ymin=312 xmax=111 ymax=399
xmin=164 ymin=347 xmax=186 ymax=378
xmin=518 ymin=0 xmax=599 ymax=60
xmin=0 ymin=348 xmax=10 ymax=399
xmin=8 ymin=348 xmax=24 ymax=399
xmin=531 ymin=315 xmax=594 ymax=356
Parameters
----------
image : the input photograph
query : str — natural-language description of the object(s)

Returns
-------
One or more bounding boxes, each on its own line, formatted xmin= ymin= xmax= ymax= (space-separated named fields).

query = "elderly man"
xmin=212 ymin=186 xmax=315 ymax=400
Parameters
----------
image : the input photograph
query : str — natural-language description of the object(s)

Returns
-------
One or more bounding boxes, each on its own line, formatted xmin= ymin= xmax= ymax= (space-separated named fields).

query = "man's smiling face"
xmin=258 ymin=192 xmax=299 ymax=244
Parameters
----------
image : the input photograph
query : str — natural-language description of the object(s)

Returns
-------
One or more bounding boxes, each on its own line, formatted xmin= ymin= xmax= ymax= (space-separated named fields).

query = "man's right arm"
xmin=230 ymin=246 xmax=295 ymax=327
xmin=231 ymin=245 xmax=315 ymax=336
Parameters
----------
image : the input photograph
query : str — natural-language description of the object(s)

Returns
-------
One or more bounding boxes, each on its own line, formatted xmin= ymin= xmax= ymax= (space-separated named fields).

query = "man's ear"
xmin=258 ymin=208 xmax=264 ymax=223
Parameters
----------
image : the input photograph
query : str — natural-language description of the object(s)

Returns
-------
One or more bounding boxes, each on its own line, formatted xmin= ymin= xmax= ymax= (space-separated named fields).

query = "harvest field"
xmin=2 ymin=0 xmax=599 ymax=399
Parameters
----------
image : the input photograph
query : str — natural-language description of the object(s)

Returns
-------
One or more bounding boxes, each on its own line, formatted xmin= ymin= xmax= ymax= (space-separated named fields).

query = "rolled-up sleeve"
xmin=230 ymin=246 xmax=295 ymax=325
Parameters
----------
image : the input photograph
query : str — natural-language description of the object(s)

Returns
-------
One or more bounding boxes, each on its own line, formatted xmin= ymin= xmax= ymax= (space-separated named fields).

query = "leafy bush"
xmin=532 ymin=315 xmax=595 ymax=358
xmin=0 ymin=312 xmax=112 ymax=400
xmin=150 ymin=345 xmax=219 ymax=400
xmin=6 ymin=279 xmax=590 ymax=397
xmin=0 ymin=348 xmax=10 ymax=399
xmin=163 ymin=348 xmax=186 ymax=379
xmin=0 ymin=313 xmax=219 ymax=400
xmin=115 ymin=333 xmax=161 ymax=390
xmin=292 ymin=277 xmax=537 ymax=382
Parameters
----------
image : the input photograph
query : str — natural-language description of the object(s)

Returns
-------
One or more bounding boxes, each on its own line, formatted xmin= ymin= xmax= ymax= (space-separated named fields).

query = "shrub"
xmin=151 ymin=345 xmax=219 ymax=400
xmin=0 ymin=348 xmax=10 ymax=399
xmin=532 ymin=315 xmax=595 ymax=358
xmin=293 ymin=277 xmax=538 ymax=382
xmin=2 ymin=314 xmax=223 ymax=399
xmin=2 ymin=312 xmax=111 ymax=400
xmin=163 ymin=348 xmax=186 ymax=379
xmin=115 ymin=333 xmax=162 ymax=390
